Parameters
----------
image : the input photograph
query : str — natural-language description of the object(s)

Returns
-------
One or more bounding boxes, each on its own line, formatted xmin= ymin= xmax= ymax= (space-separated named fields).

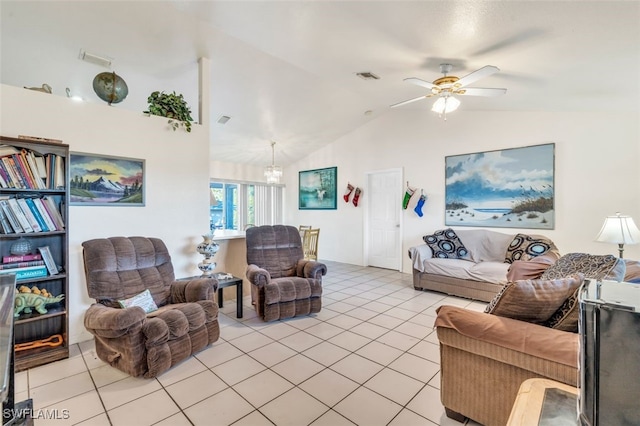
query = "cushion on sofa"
xmin=506 ymin=251 xmax=560 ymax=281
xmin=454 ymin=229 xmax=515 ymax=262
xmin=485 ymin=274 xmax=584 ymax=324
xmin=624 ymin=259 xmax=640 ymax=283
xmin=423 ymin=228 xmax=469 ymax=259
xmin=504 ymin=233 xmax=556 ymax=264
xmin=435 ymin=305 xmax=579 ymax=368
xmin=540 ymin=253 xmax=626 ymax=281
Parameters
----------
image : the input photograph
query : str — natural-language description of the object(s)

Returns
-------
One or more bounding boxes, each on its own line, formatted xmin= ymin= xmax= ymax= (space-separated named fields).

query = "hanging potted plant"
xmin=143 ymin=91 xmax=194 ymax=132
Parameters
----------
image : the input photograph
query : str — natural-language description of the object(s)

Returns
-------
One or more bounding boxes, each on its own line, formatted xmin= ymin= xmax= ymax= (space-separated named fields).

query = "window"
xmin=210 ymin=180 xmax=283 ymax=230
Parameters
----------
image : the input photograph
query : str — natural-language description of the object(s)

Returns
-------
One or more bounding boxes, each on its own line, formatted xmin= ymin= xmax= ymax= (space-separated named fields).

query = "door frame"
xmin=364 ymin=167 xmax=404 ymax=271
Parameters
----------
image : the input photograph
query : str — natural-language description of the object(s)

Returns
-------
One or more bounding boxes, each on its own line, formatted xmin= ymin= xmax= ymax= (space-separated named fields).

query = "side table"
xmin=507 ymin=378 xmax=578 ymax=426
xmin=178 ymin=274 xmax=243 ymax=318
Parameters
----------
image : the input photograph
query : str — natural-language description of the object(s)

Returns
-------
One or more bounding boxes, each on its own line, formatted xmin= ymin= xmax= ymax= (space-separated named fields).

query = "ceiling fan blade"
xmin=404 ymin=77 xmax=437 ymax=90
xmin=390 ymin=95 xmax=428 ymax=108
xmin=458 ymin=87 xmax=507 ymax=97
xmin=454 ymin=65 xmax=500 ymax=88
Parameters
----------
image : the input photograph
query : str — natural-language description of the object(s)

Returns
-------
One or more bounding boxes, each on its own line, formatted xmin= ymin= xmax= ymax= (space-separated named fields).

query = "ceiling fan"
xmin=390 ymin=64 xmax=507 ymax=117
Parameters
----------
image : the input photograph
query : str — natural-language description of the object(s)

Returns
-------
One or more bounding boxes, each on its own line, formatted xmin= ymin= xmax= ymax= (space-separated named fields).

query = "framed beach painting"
xmin=299 ymin=167 xmax=337 ymax=210
xmin=69 ymin=152 xmax=145 ymax=206
xmin=445 ymin=143 xmax=555 ymax=229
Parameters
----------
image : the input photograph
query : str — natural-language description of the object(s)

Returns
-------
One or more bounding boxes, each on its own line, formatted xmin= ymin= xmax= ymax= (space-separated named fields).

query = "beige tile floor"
xmin=17 ymin=261 xmax=487 ymax=426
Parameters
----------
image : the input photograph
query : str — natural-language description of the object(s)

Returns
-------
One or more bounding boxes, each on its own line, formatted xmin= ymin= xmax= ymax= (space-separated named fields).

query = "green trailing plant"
xmin=144 ymin=91 xmax=194 ymax=132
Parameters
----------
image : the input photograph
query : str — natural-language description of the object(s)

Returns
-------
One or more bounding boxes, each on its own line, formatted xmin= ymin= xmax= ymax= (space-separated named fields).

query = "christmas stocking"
xmin=352 ymin=187 xmax=362 ymax=207
xmin=343 ymin=183 xmax=354 ymax=203
xmin=402 ymin=185 xmax=416 ymax=209
xmin=414 ymin=193 xmax=427 ymax=217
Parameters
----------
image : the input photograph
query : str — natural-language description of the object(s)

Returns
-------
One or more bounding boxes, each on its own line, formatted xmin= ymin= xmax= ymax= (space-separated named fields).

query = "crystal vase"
xmin=196 ymin=233 xmax=219 ymax=276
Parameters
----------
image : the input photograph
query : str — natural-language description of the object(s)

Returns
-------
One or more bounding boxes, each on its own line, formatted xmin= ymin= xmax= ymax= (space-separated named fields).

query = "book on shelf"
xmin=42 ymin=196 xmax=64 ymax=229
xmin=0 ymin=200 xmax=23 ymax=233
xmin=24 ymin=198 xmax=49 ymax=232
xmin=16 ymin=198 xmax=42 ymax=232
xmin=6 ymin=198 xmax=33 ymax=233
xmin=2 ymin=253 xmax=42 ymax=263
xmin=1 ymin=156 xmax=24 ymax=189
xmin=0 ymin=260 xmax=45 ymax=270
xmin=37 ymin=246 xmax=59 ymax=275
xmin=0 ymin=265 xmax=48 ymax=280
xmin=22 ymin=150 xmax=46 ymax=189
xmin=31 ymin=198 xmax=56 ymax=231
xmin=0 ymin=208 xmax=13 ymax=234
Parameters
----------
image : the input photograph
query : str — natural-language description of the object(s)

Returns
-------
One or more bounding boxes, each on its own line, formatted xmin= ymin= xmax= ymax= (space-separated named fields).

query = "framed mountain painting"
xmin=69 ymin=152 xmax=145 ymax=206
xmin=445 ymin=143 xmax=555 ymax=229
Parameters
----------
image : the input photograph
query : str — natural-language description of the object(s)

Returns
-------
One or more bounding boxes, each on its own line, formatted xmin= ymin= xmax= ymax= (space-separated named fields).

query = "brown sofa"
xmin=434 ymin=255 xmax=637 ymax=426
xmin=435 ymin=305 xmax=578 ymax=426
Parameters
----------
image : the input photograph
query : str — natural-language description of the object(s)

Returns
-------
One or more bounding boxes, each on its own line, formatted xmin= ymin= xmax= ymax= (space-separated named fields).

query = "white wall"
xmin=0 ymin=84 xmax=211 ymax=344
xmin=284 ymin=109 xmax=640 ymax=270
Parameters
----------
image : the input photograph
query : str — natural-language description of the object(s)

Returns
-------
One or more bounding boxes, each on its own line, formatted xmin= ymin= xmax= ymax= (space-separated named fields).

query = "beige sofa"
xmin=435 ymin=305 xmax=578 ymax=426
xmin=409 ymin=229 xmax=558 ymax=302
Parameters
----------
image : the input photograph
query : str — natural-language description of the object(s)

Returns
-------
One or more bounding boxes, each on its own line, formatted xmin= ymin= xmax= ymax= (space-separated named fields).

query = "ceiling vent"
xmin=78 ymin=49 xmax=112 ymax=68
xmin=217 ymin=115 xmax=231 ymax=124
xmin=356 ymin=72 xmax=380 ymax=80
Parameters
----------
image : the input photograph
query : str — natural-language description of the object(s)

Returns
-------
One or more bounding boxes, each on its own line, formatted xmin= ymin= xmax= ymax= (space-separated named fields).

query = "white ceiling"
xmin=1 ymin=1 xmax=639 ymax=166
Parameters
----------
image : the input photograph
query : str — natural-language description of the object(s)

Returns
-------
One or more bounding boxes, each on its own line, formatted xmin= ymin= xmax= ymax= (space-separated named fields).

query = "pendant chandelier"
xmin=264 ymin=141 xmax=283 ymax=184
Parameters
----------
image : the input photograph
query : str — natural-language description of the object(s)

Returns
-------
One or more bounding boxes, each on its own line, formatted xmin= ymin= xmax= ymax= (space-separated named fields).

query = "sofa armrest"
xmin=408 ymin=245 xmax=433 ymax=272
xmin=296 ymin=259 xmax=327 ymax=280
xmin=170 ymin=278 xmax=217 ymax=303
xmin=84 ymin=303 xmax=146 ymax=339
xmin=435 ymin=305 xmax=578 ymax=367
xmin=246 ymin=264 xmax=271 ymax=288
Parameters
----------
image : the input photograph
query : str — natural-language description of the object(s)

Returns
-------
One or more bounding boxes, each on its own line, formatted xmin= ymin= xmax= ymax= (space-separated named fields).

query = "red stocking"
xmin=352 ymin=187 xmax=362 ymax=207
xmin=343 ymin=183 xmax=354 ymax=202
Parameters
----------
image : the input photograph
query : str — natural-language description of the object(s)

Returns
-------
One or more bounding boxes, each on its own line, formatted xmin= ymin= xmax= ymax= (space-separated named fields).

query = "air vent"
xmin=217 ymin=115 xmax=231 ymax=124
xmin=356 ymin=72 xmax=380 ymax=80
xmin=78 ymin=49 xmax=112 ymax=68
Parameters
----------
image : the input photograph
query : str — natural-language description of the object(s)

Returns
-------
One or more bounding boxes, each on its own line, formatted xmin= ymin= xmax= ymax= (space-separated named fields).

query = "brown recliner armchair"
xmin=82 ymin=236 xmax=220 ymax=378
xmin=245 ymin=225 xmax=327 ymax=322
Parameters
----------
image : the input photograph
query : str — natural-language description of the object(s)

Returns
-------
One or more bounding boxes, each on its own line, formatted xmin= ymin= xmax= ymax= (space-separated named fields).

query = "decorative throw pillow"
xmin=484 ymin=274 xmax=584 ymax=324
xmin=423 ymin=228 xmax=469 ymax=259
xmin=545 ymin=286 xmax=581 ymax=332
xmin=504 ymin=234 xmax=556 ymax=264
xmin=540 ymin=253 xmax=626 ymax=281
xmin=118 ymin=289 xmax=158 ymax=313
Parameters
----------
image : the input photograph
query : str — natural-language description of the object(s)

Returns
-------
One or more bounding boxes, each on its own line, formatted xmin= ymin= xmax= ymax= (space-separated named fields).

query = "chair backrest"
xmin=82 ymin=236 xmax=175 ymax=306
xmin=303 ymin=228 xmax=320 ymax=260
xmin=246 ymin=225 xmax=303 ymax=278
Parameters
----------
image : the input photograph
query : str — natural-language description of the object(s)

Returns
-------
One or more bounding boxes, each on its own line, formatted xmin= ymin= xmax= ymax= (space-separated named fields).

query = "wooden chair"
xmin=302 ymin=228 xmax=320 ymax=261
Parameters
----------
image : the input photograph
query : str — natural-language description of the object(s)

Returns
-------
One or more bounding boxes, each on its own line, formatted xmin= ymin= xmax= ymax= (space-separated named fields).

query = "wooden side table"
xmin=507 ymin=378 xmax=578 ymax=426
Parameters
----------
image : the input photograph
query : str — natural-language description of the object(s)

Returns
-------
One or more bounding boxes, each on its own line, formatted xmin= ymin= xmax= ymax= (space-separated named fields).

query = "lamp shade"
xmin=595 ymin=212 xmax=640 ymax=244
xmin=431 ymin=96 xmax=460 ymax=114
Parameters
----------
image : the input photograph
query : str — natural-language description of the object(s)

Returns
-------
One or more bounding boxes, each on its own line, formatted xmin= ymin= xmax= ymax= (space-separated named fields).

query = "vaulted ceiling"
xmin=2 ymin=1 xmax=639 ymax=166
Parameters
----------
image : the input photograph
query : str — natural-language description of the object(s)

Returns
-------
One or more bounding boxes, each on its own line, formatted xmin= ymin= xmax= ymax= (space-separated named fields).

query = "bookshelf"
xmin=0 ymin=135 xmax=69 ymax=371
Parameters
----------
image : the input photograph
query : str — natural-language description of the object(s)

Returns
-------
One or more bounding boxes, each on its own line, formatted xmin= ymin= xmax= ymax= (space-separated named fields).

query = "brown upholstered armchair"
xmin=82 ymin=237 xmax=220 ymax=378
xmin=245 ymin=225 xmax=327 ymax=322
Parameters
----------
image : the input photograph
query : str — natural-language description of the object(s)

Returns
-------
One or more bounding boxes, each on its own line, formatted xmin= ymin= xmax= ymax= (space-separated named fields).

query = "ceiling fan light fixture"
xmin=264 ymin=141 xmax=283 ymax=184
xmin=431 ymin=95 xmax=460 ymax=117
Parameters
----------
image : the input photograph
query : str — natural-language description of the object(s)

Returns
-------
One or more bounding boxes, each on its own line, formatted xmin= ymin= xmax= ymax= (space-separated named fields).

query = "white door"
xmin=366 ymin=169 xmax=402 ymax=270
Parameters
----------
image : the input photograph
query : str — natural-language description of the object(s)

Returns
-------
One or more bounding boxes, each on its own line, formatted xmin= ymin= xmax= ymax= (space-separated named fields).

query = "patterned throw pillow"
xmin=423 ymin=228 xmax=469 ymax=259
xmin=118 ymin=289 xmax=158 ymax=313
xmin=484 ymin=274 xmax=584 ymax=324
xmin=541 ymin=253 xmax=626 ymax=332
xmin=504 ymin=234 xmax=556 ymax=264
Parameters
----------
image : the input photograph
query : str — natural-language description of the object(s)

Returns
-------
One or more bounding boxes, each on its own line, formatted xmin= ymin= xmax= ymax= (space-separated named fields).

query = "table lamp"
xmin=595 ymin=212 xmax=640 ymax=258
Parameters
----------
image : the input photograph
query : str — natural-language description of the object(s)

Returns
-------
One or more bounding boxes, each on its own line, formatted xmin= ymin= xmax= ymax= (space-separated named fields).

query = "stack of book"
xmin=0 ymin=144 xmax=65 ymax=190
xmin=0 ymin=196 xmax=65 ymax=234
xmin=0 ymin=252 xmax=48 ymax=280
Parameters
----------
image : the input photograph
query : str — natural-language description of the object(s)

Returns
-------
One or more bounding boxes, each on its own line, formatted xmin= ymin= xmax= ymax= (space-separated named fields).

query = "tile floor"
xmin=16 ymin=261 xmax=487 ymax=426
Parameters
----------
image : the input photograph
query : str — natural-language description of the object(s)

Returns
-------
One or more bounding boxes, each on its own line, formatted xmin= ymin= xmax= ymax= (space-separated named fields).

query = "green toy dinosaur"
xmin=14 ymin=292 xmax=65 ymax=317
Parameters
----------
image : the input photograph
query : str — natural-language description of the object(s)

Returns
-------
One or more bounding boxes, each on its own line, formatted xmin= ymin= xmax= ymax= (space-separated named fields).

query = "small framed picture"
xmin=69 ymin=152 xmax=145 ymax=206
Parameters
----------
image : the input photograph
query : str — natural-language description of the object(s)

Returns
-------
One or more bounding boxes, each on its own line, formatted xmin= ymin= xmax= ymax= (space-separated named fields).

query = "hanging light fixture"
xmin=431 ymin=94 xmax=460 ymax=120
xmin=264 ymin=141 xmax=283 ymax=184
